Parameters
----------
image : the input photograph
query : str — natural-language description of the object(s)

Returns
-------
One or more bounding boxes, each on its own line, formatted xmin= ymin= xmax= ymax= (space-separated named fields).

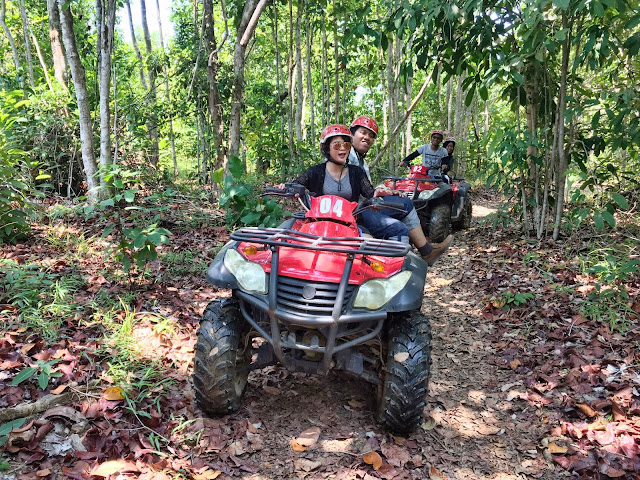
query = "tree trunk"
xmin=552 ymin=13 xmax=572 ymax=240
xmin=125 ymin=0 xmax=147 ymax=89
xmin=97 ymin=0 xmax=117 ymax=178
xmin=57 ymin=0 xmax=99 ymax=203
xmin=29 ymin=27 xmax=53 ymax=91
xmin=294 ymin=2 xmax=303 ymax=142
xmin=203 ymin=0 xmax=225 ymax=172
xmin=285 ymin=0 xmax=295 ymax=163
xmin=155 ymin=0 xmax=178 ymax=176
xmin=16 ymin=0 xmax=34 ymax=87
xmin=321 ymin=17 xmax=328 ymax=126
xmin=405 ymin=74 xmax=413 ymax=157
xmin=305 ymin=5 xmax=315 ymax=149
xmin=446 ymin=77 xmax=453 ymax=133
xmin=228 ymin=0 xmax=264 ymax=158
xmin=333 ymin=0 xmax=339 ymax=123
xmin=0 ymin=0 xmax=21 ymax=85
xmin=46 ymin=0 xmax=67 ymax=90
xmin=140 ymin=0 xmax=159 ymax=166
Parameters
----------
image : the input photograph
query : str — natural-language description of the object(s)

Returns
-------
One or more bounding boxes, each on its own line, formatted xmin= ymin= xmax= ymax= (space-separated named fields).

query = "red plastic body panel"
xmin=235 ymin=194 xmax=406 ymax=285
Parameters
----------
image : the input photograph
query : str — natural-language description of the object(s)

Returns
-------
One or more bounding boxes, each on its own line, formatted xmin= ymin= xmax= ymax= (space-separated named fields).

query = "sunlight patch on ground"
xmin=473 ymin=204 xmax=498 ymax=218
xmin=319 ymin=438 xmax=355 ymax=453
xmin=431 ymin=404 xmax=502 ymax=438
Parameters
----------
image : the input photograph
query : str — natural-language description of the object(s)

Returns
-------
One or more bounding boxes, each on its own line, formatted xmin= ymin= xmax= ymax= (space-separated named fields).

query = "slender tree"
xmin=57 ymin=0 xmax=99 ymax=202
xmin=46 ymin=0 xmax=67 ymax=90
xmin=140 ymin=0 xmax=159 ymax=166
xmin=97 ymin=0 xmax=117 ymax=177
xmin=0 ymin=0 xmax=21 ymax=83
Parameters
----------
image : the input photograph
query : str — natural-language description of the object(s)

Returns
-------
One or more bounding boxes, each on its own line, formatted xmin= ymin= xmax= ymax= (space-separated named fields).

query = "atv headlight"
xmin=224 ymin=248 xmax=268 ymax=294
xmin=353 ymin=271 xmax=412 ymax=310
xmin=418 ymin=189 xmax=437 ymax=200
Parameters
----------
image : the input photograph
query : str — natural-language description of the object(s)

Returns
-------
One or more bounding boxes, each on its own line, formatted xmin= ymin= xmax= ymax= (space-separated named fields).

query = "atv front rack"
xmin=231 ymin=227 xmax=410 ymax=257
xmin=229 ymin=227 xmax=412 ymax=376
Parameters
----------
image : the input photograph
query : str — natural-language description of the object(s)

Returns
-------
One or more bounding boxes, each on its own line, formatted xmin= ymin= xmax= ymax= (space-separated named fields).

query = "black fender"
xmin=451 ymin=181 xmax=471 ymax=220
xmin=382 ymin=253 xmax=427 ymax=312
xmin=414 ymin=183 xmax=453 ymax=206
xmin=206 ymin=241 xmax=240 ymax=289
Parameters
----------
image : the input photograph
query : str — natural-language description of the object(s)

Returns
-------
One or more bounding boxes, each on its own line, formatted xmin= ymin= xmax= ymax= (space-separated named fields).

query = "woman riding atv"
xmin=290 ymin=124 xmax=453 ymax=266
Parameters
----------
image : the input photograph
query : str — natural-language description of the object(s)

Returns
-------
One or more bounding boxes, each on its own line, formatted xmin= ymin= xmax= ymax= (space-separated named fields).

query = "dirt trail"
xmin=204 ymin=194 xmax=563 ymax=480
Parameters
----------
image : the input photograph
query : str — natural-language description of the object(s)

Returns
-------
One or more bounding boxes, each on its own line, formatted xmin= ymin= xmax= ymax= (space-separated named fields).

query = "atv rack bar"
xmin=231 ymin=227 xmax=410 ymax=257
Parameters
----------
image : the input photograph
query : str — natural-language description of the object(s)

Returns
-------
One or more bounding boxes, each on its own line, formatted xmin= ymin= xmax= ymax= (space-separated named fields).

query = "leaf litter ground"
xmin=0 ymin=191 xmax=638 ymax=479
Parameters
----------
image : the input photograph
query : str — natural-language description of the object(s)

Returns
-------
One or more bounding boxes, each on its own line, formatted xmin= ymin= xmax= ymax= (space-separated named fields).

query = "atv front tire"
xmin=375 ymin=311 xmax=432 ymax=434
xmin=428 ymin=203 xmax=451 ymax=243
xmin=452 ymin=199 xmax=472 ymax=231
xmin=193 ymin=298 xmax=250 ymax=415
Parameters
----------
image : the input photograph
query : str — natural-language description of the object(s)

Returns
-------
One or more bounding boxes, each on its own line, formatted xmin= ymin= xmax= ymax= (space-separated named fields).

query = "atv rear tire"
xmin=375 ymin=311 xmax=432 ymax=434
xmin=452 ymin=199 xmax=472 ymax=231
xmin=428 ymin=203 xmax=451 ymax=243
xmin=193 ymin=298 xmax=250 ymax=415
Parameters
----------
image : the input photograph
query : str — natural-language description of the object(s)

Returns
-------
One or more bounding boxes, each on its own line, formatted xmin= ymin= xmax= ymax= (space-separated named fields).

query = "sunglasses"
xmin=330 ymin=141 xmax=352 ymax=151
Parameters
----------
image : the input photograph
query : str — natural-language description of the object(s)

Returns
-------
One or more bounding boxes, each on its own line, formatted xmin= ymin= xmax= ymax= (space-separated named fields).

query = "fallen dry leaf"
xmin=429 ymin=464 xmax=450 ymax=479
xmin=36 ymin=469 xmax=51 ymax=477
xmin=50 ymin=384 xmax=68 ymax=395
xmin=576 ymin=403 xmax=597 ymax=417
xmin=291 ymin=426 xmax=321 ymax=450
xmin=547 ymin=442 xmax=568 ymax=454
xmin=293 ymin=458 xmax=322 ymax=472
xmin=263 ymin=385 xmax=280 ymax=395
xmin=192 ymin=469 xmax=222 ymax=479
xmin=421 ymin=417 xmax=437 ymax=431
xmin=363 ymin=451 xmax=383 ymax=470
xmin=509 ymin=359 xmax=521 ymax=370
xmin=102 ymin=386 xmax=125 ymax=401
xmin=90 ymin=459 xmax=139 ymax=477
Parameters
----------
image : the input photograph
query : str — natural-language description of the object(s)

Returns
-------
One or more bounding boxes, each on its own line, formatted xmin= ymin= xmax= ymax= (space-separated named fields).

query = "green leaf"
xmin=133 ymin=234 xmax=147 ymax=249
xmin=38 ymin=370 xmax=49 ymax=390
xmin=11 ymin=367 xmax=36 ymax=386
xmin=124 ymin=190 xmax=135 ymax=202
xmin=228 ymin=156 xmax=244 ymax=179
xmin=593 ymin=211 xmax=604 ymax=230
xmin=552 ymin=0 xmax=569 ymax=9
xmin=611 ymin=193 xmax=628 ymax=209
xmin=99 ymin=198 xmax=115 ymax=209
xmin=602 ymin=211 xmax=615 ymax=227
xmin=0 ymin=418 xmax=26 ymax=440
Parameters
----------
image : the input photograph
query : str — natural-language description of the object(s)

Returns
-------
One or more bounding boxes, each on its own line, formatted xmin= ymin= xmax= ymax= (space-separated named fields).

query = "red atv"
xmin=383 ymin=165 xmax=472 ymax=241
xmin=193 ymin=184 xmax=432 ymax=433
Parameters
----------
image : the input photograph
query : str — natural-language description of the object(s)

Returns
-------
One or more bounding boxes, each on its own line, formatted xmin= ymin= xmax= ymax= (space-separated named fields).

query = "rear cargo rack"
xmin=231 ymin=227 xmax=410 ymax=257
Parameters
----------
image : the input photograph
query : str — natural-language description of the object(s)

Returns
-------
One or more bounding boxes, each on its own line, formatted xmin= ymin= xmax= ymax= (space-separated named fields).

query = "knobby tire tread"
xmin=375 ymin=311 xmax=432 ymax=434
xmin=429 ymin=203 xmax=451 ymax=243
xmin=193 ymin=298 xmax=248 ymax=416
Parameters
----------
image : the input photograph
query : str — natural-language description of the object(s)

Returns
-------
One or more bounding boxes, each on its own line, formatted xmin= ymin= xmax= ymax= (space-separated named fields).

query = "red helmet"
xmin=430 ymin=129 xmax=445 ymax=139
xmin=350 ymin=116 xmax=379 ymax=136
xmin=320 ymin=124 xmax=352 ymax=144
xmin=443 ymin=137 xmax=456 ymax=147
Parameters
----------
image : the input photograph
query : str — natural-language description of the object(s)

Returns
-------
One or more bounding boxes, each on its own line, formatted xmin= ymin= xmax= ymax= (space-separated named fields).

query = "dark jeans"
xmin=358 ymin=196 xmax=414 ymax=242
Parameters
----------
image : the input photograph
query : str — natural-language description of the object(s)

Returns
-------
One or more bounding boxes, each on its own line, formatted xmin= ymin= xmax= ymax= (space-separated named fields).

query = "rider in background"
xmin=441 ymin=137 xmax=456 ymax=184
xmin=347 ymin=116 xmax=378 ymax=182
xmin=400 ymin=130 xmax=448 ymax=174
xmin=292 ymin=124 xmax=453 ymax=265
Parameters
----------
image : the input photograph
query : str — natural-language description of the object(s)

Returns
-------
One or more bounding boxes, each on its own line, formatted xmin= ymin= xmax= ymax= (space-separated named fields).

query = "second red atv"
xmin=383 ymin=165 xmax=472 ymax=241
xmin=193 ymin=184 xmax=432 ymax=433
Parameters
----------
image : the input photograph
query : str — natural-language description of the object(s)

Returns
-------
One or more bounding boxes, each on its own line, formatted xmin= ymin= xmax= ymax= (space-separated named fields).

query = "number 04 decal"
xmin=319 ymin=197 xmax=344 ymax=216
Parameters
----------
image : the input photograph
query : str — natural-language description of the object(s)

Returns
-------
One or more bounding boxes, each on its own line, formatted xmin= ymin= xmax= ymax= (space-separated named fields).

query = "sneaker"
xmin=422 ymin=234 xmax=454 ymax=266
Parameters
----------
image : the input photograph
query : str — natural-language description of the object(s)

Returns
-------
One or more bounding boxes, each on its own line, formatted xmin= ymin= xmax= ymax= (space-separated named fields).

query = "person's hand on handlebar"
xmin=374 ymin=186 xmax=406 ymax=198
